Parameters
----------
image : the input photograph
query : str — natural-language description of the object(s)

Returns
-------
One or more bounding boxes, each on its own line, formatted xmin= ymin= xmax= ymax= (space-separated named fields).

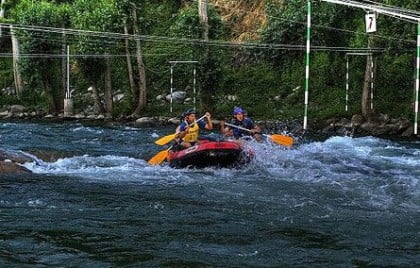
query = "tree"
xmin=170 ymin=2 xmax=225 ymax=114
xmin=1 ymin=0 xmax=24 ymax=98
xmin=71 ymin=0 xmax=122 ymax=116
xmin=131 ymin=6 xmax=147 ymax=116
xmin=13 ymin=0 xmax=69 ymax=113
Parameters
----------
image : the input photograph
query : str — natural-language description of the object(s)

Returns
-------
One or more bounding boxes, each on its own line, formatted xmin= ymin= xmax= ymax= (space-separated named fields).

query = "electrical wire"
xmin=0 ymin=23 xmax=392 ymax=54
xmin=202 ymin=0 xmax=417 ymax=44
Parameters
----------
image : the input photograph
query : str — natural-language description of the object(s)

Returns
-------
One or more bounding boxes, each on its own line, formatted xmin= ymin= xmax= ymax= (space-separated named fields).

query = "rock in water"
xmin=0 ymin=161 xmax=32 ymax=174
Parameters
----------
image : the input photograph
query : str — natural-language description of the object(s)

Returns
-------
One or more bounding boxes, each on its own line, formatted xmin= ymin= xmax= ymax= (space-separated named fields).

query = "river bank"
xmin=1 ymin=104 xmax=418 ymax=137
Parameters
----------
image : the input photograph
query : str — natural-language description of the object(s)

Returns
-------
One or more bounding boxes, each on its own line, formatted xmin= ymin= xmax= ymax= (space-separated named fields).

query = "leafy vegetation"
xmin=0 ymin=0 xmax=418 ymax=123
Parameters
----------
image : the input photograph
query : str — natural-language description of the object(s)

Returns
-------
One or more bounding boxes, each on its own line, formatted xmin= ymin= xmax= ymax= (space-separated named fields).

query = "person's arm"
xmin=220 ymin=120 xmax=226 ymax=134
xmin=204 ymin=112 xmax=213 ymax=130
xmin=251 ymin=125 xmax=262 ymax=134
xmin=176 ymin=122 xmax=189 ymax=139
xmin=219 ymin=120 xmax=233 ymax=136
xmin=244 ymin=118 xmax=258 ymax=134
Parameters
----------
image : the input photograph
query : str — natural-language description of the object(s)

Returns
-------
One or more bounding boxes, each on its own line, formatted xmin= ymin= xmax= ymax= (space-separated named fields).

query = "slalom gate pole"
xmin=303 ymin=0 xmax=311 ymax=130
xmin=415 ymin=23 xmax=419 ymax=135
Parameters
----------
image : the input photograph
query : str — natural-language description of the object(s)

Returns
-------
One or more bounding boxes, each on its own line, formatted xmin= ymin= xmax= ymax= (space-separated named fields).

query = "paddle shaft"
xmin=224 ymin=121 xmax=293 ymax=147
xmin=190 ymin=114 xmax=208 ymax=126
xmin=223 ymin=122 xmax=262 ymax=136
xmin=178 ymin=114 xmax=208 ymax=135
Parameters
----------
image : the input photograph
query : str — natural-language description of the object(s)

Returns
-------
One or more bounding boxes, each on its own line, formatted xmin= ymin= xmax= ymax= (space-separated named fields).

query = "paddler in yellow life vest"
xmin=175 ymin=109 xmax=213 ymax=149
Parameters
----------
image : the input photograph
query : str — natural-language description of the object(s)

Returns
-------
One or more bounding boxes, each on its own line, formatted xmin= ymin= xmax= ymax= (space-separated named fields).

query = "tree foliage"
xmin=0 ymin=0 xmax=418 ymax=121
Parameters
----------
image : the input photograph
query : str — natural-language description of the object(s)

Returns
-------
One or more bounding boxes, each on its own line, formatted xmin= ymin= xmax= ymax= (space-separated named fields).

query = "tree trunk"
xmin=0 ymin=0 xmax=6 ymax=18
xmin=198 ymin=0 xmax=209 ymax=41
xmin=40 ymin=57 xmax=62 ymax=114
xmin=198 ymin=0 xmax=215 ymax=113
xmin=0 ymin=0 xmax=6 ymax=37
xmin=124 ymin=22 xmax=136 ymax=103
xmin=104 ymin=57 xmax=113 ymax=116
xmin=132 ymin=8 xmax=147 ymax=116
xmin=361 ymin=55 xmax=371 ymax=117
xmin=361 ymin=35 xmax=374 ymax=118
xmin=10 ymin=25 xmax=23 ymax=98
xmin=42 ymin=79 xmax=57 ymax=115
xmin=91 ymin=83 xmax=104 ymax=114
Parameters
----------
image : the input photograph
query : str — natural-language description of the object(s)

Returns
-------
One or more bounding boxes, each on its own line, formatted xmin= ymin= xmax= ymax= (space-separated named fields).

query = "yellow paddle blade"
xmin=269 ymin=134 xmax=294 ymax=147
xmin=155 ymin=133 xmax=177 ymax=146
xmin=147 ymin=149 xmax=169 ymax=165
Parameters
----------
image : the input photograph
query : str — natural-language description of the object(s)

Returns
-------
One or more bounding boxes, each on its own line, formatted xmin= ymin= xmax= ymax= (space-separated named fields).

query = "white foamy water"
xmin=2 ymin=122 xmax=420 ymax=267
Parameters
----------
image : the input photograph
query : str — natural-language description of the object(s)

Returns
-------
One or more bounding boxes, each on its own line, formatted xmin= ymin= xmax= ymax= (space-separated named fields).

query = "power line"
xmin=321 ymin=0 xmax=420 ymax=23
xmin=205 ymin=0 xmax=417 ymax=44
xmin=0 ymin=53 xmax=171 ymax=58
xmin=0 ymin=23 xmax=390 ymax=53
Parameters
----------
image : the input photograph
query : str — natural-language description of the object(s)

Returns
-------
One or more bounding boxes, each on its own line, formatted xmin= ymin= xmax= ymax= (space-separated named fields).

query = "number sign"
xmin=365 ymin=13 xmax=377 ymax=33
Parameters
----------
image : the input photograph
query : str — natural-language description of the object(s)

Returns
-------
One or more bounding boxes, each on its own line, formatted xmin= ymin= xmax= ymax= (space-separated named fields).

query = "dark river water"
xmin=1 ymin=121 xmax=419 ymax=267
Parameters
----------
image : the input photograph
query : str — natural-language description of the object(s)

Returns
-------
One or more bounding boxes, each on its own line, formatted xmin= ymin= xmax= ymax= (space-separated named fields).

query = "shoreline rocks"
xmin=0 ymin=106 xmax=418 ymax=138
xmin=320 ymin=114 xmax=416 ymax=137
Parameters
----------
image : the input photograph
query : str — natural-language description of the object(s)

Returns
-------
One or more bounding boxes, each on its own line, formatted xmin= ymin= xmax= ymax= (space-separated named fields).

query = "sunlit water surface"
xmin=1 ymin=121 xmax=419 ymax=266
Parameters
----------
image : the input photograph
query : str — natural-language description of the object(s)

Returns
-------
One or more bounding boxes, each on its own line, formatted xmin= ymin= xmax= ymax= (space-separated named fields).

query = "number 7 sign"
xmin=366 ymin=13 xmax=377 ymax=33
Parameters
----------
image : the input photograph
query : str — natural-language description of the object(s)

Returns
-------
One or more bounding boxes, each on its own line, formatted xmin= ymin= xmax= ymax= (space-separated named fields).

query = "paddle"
xmin=154 ymin=114 xmax=208 ymax=146
xmin=223 ymin=122 xmax=294 ymax=147
xmin=147 ymin=146 xmax=172 ymax=165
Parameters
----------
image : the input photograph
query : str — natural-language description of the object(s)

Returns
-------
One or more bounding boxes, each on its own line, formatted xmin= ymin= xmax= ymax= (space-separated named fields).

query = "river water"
xmin=0 ymin=121 xmax=419 ymax=266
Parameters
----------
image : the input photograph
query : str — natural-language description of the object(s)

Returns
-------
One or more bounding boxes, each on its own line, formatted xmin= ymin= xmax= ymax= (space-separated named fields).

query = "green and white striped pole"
xmin=170 ymin=65 xmax=173 ymax=113
xmin=370 ymin=56 xmax=374 ymax=110
xmin=303 ymin=0 xmax=311 ymax=130
xmin=193 ymin=67 xmax=197 ymax=111
xmin=415 ymin=23 xmax=419 ymax=135
xmin=345 ymin=55 xmax=349 ymax=112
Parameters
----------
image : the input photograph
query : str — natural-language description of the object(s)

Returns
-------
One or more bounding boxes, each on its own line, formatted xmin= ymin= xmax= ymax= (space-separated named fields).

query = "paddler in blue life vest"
xmin=175 ymin=109 xmax=213 ymax=149
xmin=220 ymin=106 xmax=262 ymax=141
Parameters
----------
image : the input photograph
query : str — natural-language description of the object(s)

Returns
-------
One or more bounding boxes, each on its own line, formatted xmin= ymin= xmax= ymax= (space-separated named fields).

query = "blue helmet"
xmin=233 ymin=106 xmax=245 ymax=115
xmin=184 ymin=109 xmax=196 ymax=116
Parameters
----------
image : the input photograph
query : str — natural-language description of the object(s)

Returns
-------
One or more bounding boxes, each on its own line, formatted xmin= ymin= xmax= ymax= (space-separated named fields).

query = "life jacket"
xmin=182 ymin=122 xmax=200 ymax=143
xmin=231 ymin=118 xmax=254 ymax=139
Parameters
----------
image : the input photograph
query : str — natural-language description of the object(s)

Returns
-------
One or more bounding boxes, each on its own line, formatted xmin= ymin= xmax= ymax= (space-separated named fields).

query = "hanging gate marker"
xmin=320 ymin=0 xmax=420 ymax=135
xmin=169 ymin=60 xmax=198 ymax=114
xmin=365 ymin=12 xmax=377 ymax=33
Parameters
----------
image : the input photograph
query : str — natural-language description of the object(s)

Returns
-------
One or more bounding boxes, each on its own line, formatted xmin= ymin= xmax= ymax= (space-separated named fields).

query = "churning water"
xmin=1 ymin=121 xmax=419 ymax=266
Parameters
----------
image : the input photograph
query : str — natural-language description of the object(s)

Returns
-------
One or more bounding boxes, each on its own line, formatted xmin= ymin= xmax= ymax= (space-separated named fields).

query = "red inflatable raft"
xmin=167 ymin=139 xmax=253 ymax=168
